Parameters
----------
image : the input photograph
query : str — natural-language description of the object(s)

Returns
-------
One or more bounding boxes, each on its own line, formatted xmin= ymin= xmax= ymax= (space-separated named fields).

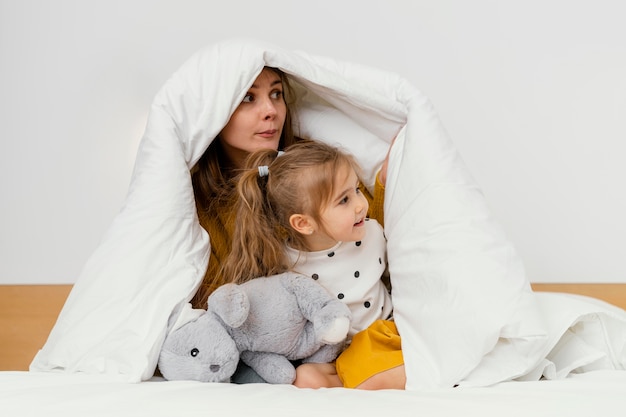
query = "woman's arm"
xmin=364 ymin=137 xmax=395 ymax=226
xmin=363 ymin=175 xmax=385 ymax=227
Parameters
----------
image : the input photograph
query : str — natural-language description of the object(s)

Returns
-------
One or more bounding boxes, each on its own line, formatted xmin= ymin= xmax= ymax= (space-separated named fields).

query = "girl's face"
xmin=307 ymin=167 xmax=369 ymax=251
xmin=219 ymin=68 xmax=287 ymax=168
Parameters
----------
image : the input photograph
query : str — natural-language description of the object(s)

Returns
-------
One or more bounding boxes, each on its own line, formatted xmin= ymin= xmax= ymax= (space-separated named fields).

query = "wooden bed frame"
xmin=1 ymin=283 xmax=624 ymax=372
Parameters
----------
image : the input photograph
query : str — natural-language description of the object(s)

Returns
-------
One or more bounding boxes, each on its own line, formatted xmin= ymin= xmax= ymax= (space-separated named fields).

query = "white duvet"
xmin=30 ymin=39 xmax=626 ymax=389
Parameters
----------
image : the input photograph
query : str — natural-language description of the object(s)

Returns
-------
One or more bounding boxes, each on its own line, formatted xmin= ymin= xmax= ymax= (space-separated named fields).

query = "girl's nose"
xmin=356 ymin=194 xmax=368 ymax=215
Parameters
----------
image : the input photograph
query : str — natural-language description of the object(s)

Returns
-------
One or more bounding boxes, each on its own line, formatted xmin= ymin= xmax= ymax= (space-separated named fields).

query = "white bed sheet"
xmin=2 ymin=370 xmax=625 ymax=417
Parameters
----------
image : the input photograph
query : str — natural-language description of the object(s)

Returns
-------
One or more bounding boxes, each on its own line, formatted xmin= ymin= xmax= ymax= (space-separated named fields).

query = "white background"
xmin=1 ymin=0 xmax=625 ymax=284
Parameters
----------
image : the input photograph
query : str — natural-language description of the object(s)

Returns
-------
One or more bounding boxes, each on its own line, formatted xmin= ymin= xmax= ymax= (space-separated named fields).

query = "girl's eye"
xmin=242 ymin=94 xmax=254 ymax=103
xmin=355 ymin=186 xmax=361 ymax=194
xmin=339 ymin=196 xmax=349 ymax=205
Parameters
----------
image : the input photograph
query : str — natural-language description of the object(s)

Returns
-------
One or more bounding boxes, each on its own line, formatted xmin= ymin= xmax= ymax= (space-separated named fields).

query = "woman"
xmin=188 ymin=66 xmax=393 ymax=385
xmin=190 ymin=67 xmax=392 ymax=310
xmin=190 ymin=67 xmax=297 ymax=308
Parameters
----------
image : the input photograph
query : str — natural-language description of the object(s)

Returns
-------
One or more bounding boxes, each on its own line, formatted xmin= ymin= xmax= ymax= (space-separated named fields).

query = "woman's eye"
xmin=242 ymin=94 xmax=254 ymax=103
xmin=271 ymin=90 xmax=283 ymax=99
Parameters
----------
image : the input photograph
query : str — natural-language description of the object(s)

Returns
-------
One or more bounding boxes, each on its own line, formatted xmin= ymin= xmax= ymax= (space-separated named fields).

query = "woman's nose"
xmin=262 ymin=99 xmax=277 ymax=120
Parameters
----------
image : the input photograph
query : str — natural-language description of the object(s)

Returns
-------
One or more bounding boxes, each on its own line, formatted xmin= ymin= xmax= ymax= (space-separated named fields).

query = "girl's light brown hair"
xmin=221 ymin=139 xmax=362 ymax=284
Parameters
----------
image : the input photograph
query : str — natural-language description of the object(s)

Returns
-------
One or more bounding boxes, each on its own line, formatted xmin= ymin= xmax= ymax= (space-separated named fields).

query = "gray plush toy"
xmin=158 ymin=272 xmax=352 ymax=384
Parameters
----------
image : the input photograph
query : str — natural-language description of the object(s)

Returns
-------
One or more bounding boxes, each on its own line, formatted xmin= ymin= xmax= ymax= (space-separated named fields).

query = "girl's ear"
xmin=289 ymin=214 xmax=315 ymax=236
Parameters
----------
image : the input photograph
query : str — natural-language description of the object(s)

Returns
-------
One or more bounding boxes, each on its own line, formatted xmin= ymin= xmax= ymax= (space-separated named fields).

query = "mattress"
xmin=2 ymin=370 xmax=625 ymax=417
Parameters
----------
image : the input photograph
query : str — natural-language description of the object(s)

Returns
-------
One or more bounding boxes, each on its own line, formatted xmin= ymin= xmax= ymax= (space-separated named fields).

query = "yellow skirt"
xmin=335 ymin=319 xmax=404 ymax=388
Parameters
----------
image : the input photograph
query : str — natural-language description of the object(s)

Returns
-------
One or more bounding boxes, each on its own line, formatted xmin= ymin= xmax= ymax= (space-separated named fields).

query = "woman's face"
xmin=219 ymin=68 xmax=287 ymax=168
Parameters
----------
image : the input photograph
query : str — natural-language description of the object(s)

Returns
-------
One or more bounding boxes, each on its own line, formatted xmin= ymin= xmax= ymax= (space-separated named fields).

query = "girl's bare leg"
xmin=355 ymin=365 xmax=406 ymax=390
xmin=293 ymin=363 xmax=342 ymax=388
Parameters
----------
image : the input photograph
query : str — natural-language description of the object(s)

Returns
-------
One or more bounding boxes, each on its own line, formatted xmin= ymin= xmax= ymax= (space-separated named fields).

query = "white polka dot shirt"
xmin=287 ymin=219 xmax=393 ymax=339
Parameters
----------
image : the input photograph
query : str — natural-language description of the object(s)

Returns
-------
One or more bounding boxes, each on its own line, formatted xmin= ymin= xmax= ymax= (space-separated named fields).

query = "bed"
xmin=2 ymin=39 xmax=626 ymax=414
xmin=1 ymin=284 xmax=625 ymax=416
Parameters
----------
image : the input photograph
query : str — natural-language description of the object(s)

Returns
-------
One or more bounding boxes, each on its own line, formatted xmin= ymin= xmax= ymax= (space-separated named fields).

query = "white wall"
xmin=1 ymin=0 xmax=625 ymax=284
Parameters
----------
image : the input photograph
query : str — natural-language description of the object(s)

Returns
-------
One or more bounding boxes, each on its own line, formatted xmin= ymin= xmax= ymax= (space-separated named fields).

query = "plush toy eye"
xmin=190 ymin=348 xmax=199 ymax=357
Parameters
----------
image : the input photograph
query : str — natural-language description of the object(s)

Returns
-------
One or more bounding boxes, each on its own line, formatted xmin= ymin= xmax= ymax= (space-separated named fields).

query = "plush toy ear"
xmin=208 ymin=283 xmax=250 ymax=328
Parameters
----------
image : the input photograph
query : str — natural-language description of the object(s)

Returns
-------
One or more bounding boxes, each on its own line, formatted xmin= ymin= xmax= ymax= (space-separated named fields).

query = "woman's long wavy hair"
xmin=221 ymin=139 xmax=362 ymax=284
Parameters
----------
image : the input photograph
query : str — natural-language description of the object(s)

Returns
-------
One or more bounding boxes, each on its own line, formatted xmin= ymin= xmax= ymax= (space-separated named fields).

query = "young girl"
xmin=222 ymin=139 xmax=405 ymax=390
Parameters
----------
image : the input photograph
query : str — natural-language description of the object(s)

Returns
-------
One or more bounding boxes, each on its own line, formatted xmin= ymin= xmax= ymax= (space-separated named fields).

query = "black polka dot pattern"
xmin=288 ymin=218 xmax=390 ymax=335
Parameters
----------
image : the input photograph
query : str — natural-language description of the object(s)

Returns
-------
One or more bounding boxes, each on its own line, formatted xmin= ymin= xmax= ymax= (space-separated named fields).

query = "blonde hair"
xmin=221 ymin=139 xmax=362 ymax=283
